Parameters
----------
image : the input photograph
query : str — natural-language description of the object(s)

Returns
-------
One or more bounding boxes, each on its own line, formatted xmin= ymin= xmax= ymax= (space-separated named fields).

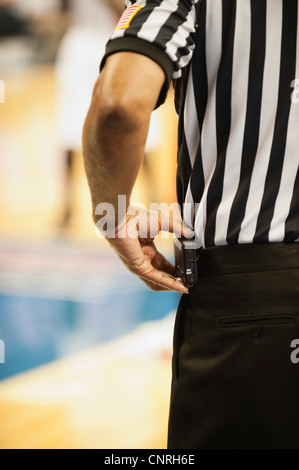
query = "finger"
xmin=152 ymin=253 xmax=177 ymax=278
xmin=139 ymin=268 xmax=189 ymax=294
xmin=143 ymin=279 xmax=171 ymax=292
xmin=160 ymin=213 xmax=194 ymax=239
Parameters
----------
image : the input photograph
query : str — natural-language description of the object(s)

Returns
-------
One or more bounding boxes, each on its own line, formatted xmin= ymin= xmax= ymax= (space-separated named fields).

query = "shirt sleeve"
xmin=100 ymin=0 xmax=199 ymax=108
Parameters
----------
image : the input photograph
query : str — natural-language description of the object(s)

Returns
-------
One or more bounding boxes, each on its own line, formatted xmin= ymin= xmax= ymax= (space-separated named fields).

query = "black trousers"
xmin=168 ymin=243 xmax=299 ymax=449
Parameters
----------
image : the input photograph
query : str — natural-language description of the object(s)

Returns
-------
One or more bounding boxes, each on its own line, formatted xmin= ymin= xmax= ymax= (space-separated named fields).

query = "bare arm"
xmin=82 ymin=52 xmax=190 ymax=293
xmin=102 ymin=0 xmax=125 ymax=15
xmin=83 ymin=52 xmax=162 ymax=219
xmin=0 ymin=0 xmax=15 ymax=6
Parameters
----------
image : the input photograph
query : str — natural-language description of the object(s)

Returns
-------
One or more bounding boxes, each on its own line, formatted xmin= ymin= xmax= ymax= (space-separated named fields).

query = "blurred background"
xmin=0 ymin=0 xmax=180 ymax=449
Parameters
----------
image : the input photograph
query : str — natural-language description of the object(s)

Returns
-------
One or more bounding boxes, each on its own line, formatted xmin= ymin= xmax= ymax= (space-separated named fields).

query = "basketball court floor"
xmin=0 ymin=63 xmax=179 ymax=449
xmin=0 ymin=238 xmax=177 ymax=449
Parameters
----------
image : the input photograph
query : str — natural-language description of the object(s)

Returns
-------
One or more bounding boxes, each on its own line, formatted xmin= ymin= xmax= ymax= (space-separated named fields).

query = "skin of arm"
xmin=0 ymin=0 xmax=15 ymax=6
xmin=82 ymin=52 xmax=190 ymax=293
xmin=103 ymin=0 xmax=125 ymax=15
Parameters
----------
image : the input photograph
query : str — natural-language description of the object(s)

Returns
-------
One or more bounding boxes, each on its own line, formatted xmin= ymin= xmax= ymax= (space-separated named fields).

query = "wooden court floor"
xmin=0 ymin=319 xmax=173 ymax=449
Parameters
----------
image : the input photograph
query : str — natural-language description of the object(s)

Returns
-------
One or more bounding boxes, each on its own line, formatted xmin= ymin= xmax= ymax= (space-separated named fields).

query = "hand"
xmin=104 ymin=206 xmax=194 ymax=293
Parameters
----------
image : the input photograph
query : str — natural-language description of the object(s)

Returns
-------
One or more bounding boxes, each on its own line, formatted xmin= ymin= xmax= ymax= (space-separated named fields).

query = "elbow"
xmin=93 ymin=86 xmax=149 ymax=131
xmin=83 ymin=77 xmax=152 ymax=154
xmin=97 ymin=101 xmax=139 ymax=133
xmin=83 ymin=99 xmax=134 ymax=153
xmin=88 ymin=78 xmax=151 ymax=136
xmin=83 ymin=98 xmax=146 ymax=152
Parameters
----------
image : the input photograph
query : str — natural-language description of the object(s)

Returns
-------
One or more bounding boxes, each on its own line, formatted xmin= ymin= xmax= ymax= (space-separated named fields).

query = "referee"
xmin=83 ymin=0 xmax=299 ymax=449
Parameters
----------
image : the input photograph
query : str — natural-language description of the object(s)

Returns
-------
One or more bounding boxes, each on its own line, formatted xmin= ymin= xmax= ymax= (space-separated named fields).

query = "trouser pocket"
xmin=217 ymin=312 xmax=296 ymax=329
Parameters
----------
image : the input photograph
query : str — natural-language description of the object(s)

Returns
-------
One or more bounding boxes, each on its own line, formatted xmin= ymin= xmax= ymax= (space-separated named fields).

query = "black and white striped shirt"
xmin=102 ymin=0 xmax=299 ymax=248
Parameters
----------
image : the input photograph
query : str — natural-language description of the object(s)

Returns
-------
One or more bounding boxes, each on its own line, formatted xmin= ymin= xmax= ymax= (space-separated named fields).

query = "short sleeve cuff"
xmin=100 ymin=37 xmax=174 ymax=108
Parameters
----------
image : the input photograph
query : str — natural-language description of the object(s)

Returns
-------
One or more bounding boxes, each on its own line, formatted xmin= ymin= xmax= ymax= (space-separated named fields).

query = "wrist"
xmin=93 ymin=196 xmax=136 ymax=239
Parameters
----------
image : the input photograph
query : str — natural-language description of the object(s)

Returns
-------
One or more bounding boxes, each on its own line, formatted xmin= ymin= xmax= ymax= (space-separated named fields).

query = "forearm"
xmin=82 ymin=53 xmax=165 ymax=224
xmin=82 ymin=52 xmax=189 ymax=293
xmin=83 ymin=88 xmax=150 ymax=224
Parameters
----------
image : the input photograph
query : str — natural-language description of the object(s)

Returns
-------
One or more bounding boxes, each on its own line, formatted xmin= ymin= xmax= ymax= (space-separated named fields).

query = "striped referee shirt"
xmin=101 ymin=0 xmax=299 ymax=248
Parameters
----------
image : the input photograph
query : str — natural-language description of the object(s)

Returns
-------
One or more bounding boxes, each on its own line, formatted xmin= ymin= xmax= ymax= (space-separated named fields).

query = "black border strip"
xmin=100 ymin=37 xmax=175 ymax=108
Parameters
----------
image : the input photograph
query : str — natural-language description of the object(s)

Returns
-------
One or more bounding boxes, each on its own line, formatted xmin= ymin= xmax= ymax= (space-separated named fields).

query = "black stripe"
xmin=284 ymin=166 xmax=299 ymax=242
xmin=175 ymin=0 xmax=201 ymax=68
xmin=175 ymin=59 xmax=193 ymax=208
xmin=154 ymin=0 xmax=194 ymax=53
xmin=254 ymin=0 xmax=298 ymax=243
xmin=189 ymin=0 xmax=207 ymax=225
xmin=204 ymin=0 xmax=236 ymax=247
xmin=175 ymin=28 xmax=197 ymax=69
xmin=227 ymin=0 xmax=266 ymax=245
xmin=124 ymin=1 xmax=157 ymax=36
xmin=174 ymin=1 xmax=198 ymax=208
xmin=177 ymin=124 xmax=193 ymax=210
xmin=101 ymin=37 xmax=174 ymax=107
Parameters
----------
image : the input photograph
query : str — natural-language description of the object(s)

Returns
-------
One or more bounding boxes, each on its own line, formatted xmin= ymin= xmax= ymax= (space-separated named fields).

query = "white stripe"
xmin=174 ymin=46 xmax=196 ymax=79
xmin=165 ymin=4 xmax=197 ymax=73
xmin=137 ymin=0 xmax=180 ymax=43
xmin=183 ymin=66 xmax=199 ymax=227
xmin=214 ymin=0 xmax=251 ymax=246
xmin=183 ymin=182 xmax=195 ymax=229
xmin=194 ymin=0 xmax=222 ymax=248
xmin=111 ymin=28 xmax=126 ymax=40
xmin=184 ymin=68 xmax=200 ymax=168
xmin=268 ymin=4 xmax=299 ymax=242
xmin=238 ymin=0 xmax=283 ymax=244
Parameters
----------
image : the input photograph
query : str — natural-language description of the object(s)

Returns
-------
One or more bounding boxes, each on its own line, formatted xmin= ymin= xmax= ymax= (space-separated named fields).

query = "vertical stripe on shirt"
xmin=253 ymin=0 xmax=298 ymax=242
xmin=226 ymin=0 xmax=267 ymax=245
xmin=204 ymin=0 xmax=236 ymax=247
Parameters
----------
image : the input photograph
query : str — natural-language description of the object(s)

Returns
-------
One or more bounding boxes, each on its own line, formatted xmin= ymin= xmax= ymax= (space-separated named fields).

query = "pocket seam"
xmin=217 ymin=312 xmax=296 ymax=329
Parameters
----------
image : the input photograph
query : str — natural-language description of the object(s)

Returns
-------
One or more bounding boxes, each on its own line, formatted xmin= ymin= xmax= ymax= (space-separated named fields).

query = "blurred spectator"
xmin=55 ymin=0 xmax=124 ymax=230
xmin=0 ymin=0 xmax=32 ymax=73
xmin=0 ymin=0 xmax=69 ymax=73
xmin=0 ymin=0 xmax=29 ymax=37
